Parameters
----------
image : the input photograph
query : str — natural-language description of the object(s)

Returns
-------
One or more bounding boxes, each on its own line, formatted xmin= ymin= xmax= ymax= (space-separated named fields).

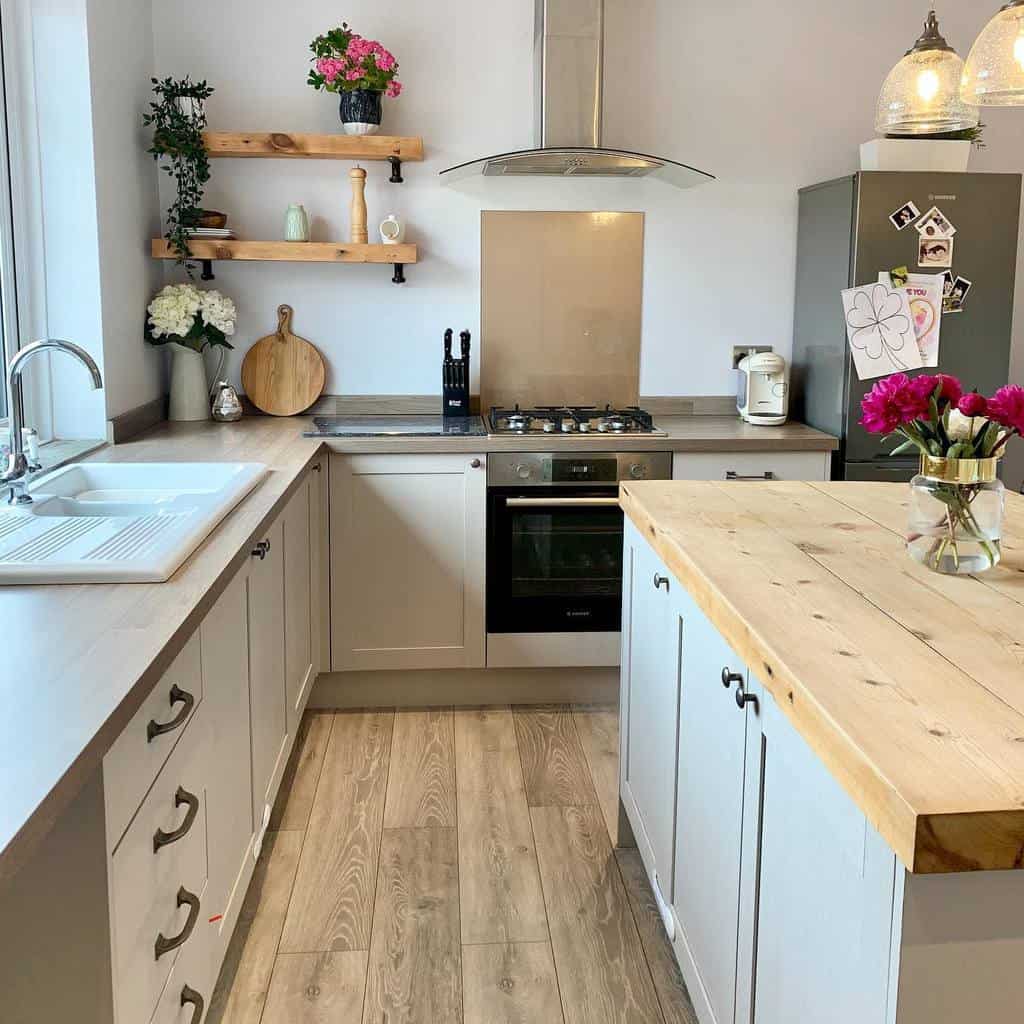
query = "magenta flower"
xmin=860 ymin=373 xmax=918 ymax=434
xmin=906 ymin=373 xmax=963 ymax=412
xmin=385 ymin=79 xmax=403 ymax=98
xmin=958 ymin=392 xmax=988 ymax=418
xmin=987 ymin=385 xmax=1024 ymax=434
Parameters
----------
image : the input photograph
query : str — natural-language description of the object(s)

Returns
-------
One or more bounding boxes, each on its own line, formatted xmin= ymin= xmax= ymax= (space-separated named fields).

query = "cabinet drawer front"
xmin=111 ymin=707 xmax=208 ymax=1024
xmin=105 ymin=631 xmax=203 ymax=849
xmin=149 ymin=879 xmax=213 ymax=1024
xmin=672 ymin=451 xmax=830 ymax=481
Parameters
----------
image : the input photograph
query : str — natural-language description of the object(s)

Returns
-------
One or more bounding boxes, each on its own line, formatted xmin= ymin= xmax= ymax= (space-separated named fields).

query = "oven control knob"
xmin=629 ymin=463 xmax=646 ymax=479
xmin=515 ymin=463 xmax=532 ymax=480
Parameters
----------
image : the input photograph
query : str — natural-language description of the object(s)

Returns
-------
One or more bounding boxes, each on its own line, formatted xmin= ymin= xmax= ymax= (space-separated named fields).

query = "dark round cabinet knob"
xmin=721 ymin=667 xmax=744 ymax=689
xmin=470 ymin=458 xmax=482 ymax=469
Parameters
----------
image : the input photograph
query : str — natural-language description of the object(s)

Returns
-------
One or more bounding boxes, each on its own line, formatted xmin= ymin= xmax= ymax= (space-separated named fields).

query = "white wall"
xmin=86 ymin=0 xmax=163 ymax=421
xmin=151 ymin=0 xmax=1024 ymax=475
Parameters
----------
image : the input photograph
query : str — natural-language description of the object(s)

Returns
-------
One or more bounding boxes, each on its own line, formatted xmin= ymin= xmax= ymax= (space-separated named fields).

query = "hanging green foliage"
xmin=144 ymin=77 xmax=215 ymax=275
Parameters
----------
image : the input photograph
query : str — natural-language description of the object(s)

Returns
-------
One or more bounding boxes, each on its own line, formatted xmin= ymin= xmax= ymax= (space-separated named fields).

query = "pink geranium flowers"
xmin=308 ymin=23 xmax=402 ymax=98
xmin=860 ymin=373 xmax=1022 ymax=461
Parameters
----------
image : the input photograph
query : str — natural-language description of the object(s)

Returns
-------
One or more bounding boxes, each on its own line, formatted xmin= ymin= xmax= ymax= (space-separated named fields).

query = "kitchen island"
xmin=618 ymin=479 xmax=1024 ymax=1024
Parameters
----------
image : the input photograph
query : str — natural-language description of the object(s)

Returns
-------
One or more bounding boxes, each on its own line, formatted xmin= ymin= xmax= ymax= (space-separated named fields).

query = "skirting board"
xmin=309 ymin=666 xmax=619 ymax=709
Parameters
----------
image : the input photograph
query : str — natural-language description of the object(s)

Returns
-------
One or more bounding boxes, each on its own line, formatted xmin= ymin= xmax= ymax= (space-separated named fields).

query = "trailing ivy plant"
xmin=144 ymin=77 xmax=215 ymax=275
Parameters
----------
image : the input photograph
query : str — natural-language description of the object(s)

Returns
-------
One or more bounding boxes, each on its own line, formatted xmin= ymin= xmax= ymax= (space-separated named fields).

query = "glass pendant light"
xmin=962 ymin=2 xmax=1024 ymax=106
xmin=875 ymin=10 xmax=980 ymax=134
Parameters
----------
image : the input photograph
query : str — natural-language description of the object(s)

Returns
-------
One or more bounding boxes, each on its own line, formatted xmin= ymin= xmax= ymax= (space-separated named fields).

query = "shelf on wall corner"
xmin=151 ymin=239 xmax=418 ymax=284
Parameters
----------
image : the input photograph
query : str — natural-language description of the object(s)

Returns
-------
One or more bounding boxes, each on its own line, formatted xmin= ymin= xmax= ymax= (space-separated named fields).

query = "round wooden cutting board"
xmin=241 ymin=304 xmax=326 ymax=416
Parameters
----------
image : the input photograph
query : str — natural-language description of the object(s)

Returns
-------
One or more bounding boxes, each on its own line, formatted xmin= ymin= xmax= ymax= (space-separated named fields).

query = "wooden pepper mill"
xmin=349 ymin=166 xmax=368 ymax=244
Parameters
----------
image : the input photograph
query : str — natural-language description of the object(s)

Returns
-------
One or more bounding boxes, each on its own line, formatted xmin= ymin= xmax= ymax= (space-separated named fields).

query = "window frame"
xmin=0 ymin=0 xmax=52 ymax=442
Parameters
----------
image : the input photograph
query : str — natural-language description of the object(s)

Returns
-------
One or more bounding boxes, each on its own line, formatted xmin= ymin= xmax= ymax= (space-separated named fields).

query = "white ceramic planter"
xmin=860 ymin=139 xmax=971 ymax=173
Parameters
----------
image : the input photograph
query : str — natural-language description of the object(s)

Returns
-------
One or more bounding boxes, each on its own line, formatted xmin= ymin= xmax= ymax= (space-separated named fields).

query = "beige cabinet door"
xmin=330 ymin=453 xmax=487 ymax=671
xmin=247 ymin=518 xmax=288 ymax=833
xmin=309 ymin=457 xmax=330 ymax=675
xmin=198 ymin=565 xmax=253 ymax=962
xmin=283 ymin=476 xmax=313 ymax=737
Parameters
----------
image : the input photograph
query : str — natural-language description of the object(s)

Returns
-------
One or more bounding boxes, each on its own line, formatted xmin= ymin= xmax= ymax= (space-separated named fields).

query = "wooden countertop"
xmin=0 ymin=414 xmax=834 ymax=884
xmin=620 ymin=480 xmax=1024 ymax=874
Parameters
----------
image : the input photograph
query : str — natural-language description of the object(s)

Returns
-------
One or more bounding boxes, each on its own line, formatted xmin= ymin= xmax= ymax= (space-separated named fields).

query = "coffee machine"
xmin=736 ymin=351 xmax=789 ymax=426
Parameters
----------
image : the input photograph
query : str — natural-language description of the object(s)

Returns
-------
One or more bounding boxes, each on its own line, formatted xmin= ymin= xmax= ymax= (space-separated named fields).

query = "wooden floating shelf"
xmin=203 ymin=132 xmax=424 ymax=182
xmin=151 ymin=239 xmax=418 ymax=283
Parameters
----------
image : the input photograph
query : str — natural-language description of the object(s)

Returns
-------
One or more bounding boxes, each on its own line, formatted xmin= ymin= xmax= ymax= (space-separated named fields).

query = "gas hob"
xmin=488 ymin=405 xmax=666 ymax=437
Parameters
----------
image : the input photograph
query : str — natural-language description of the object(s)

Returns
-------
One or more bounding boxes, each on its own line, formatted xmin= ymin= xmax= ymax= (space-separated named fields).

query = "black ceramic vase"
xmin=339 ymin=89 xmax=383 ymax=136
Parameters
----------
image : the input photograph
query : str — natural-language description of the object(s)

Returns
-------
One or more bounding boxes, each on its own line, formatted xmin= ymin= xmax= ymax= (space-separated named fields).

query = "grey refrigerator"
xmin=791 ymin=171 xmax=1021 ymax=481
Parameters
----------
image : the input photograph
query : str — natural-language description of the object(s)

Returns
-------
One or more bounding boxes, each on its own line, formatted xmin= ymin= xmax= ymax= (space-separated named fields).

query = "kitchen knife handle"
xmin=444 ymin=328 xmax=453 ymax=361
xmin=460 ymin=329 xmax=471 ymax=361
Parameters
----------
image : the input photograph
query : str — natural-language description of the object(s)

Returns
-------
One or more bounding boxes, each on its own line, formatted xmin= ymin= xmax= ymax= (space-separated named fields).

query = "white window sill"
xmin=36 ymin=438 xmax=106 ymax=474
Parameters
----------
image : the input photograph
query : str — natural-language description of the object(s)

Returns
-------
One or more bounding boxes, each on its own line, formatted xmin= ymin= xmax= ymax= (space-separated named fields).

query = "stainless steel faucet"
xmin=2 ymin=339 xmax=103 ymax=504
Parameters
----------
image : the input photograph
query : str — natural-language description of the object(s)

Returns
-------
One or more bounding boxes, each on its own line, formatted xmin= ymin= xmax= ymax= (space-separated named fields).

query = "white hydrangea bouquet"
xmin=146 ymin=283 xmax=236 ymax=352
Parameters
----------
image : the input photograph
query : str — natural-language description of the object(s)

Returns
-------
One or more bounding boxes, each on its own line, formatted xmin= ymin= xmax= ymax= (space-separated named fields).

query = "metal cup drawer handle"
xmin=653 ymin=573 xmax=670 ymax=591
xmin=153 ymin=787 xmax=200 ymax=853
xmin=146 ymin=684 xmax=195 ymax=742
xmin=181 ymin=985 xmax=205 ymax=1024
xmin=154 ymin=886 xmax=201 ymax=961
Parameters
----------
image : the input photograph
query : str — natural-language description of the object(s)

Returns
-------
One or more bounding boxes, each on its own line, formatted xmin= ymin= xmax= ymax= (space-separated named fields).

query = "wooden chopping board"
xmin=241 ymin=304 xmax=326 ymax=416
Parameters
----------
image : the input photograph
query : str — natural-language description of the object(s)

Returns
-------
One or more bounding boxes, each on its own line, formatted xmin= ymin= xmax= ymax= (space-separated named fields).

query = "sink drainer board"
xmin=0 ymin=462 xmax=267 ymax=584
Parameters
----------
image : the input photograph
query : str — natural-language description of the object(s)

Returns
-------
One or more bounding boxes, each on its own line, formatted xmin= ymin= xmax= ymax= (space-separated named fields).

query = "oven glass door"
xmin=487 ymin=487 xmax=623 ymax=633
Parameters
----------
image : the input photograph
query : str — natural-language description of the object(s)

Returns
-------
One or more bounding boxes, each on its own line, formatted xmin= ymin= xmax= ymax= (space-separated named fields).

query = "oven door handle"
xmin=504 ymin=497 xmax=622 ymax=507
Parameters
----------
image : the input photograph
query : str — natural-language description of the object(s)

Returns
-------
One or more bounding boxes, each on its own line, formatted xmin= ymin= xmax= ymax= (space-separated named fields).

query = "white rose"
xmin=947 ymin=410 xmax=984 ymax=442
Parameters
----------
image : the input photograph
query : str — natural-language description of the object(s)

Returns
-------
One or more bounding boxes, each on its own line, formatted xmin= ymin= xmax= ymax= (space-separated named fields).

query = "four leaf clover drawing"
xmin=845 ymin=283 xmax=914 ymax=371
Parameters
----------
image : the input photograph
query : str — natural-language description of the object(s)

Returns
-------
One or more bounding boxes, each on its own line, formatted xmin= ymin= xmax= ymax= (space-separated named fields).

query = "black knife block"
xmin=443 ymin=367 xmax=470 ymax=417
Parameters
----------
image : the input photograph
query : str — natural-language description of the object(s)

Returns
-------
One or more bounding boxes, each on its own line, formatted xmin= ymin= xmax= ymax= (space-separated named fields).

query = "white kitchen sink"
xmin=0 ymin=462 xmax=267 ymax=583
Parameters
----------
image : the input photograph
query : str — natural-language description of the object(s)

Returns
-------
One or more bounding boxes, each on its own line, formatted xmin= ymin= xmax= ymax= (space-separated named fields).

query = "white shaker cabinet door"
xmin=671 ymin=583 xmax=750 ymax=1024
xmin=247 ymin=518 xmax=288 ymax=835
xmin=620 ymin=521 xmax=681 ymax=907
xmin=330 ymin=454 xmax=487 ymax=671
xmin=752 ymin=687 xmax=895 ymax=1024
xmin=283 ymin=475 xmax=313 ymax=737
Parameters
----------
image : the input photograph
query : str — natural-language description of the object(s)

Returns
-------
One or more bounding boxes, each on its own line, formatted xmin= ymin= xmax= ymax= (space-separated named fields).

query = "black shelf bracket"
xmin=392 ymin=263 xmax=406 ymax=285
xmin=387 ymin=156 xmax=403 ymax=184
xmin=200 ymin=259 xmax=215 ymax=282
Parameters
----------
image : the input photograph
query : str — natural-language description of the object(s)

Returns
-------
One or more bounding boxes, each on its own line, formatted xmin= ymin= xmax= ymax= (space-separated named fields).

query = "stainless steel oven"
xmin=486 ymin=452 xmax=672 ymax=667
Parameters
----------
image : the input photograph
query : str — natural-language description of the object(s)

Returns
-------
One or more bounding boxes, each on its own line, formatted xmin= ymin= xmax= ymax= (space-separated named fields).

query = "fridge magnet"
xmin=941 ymin=270 xmax=955 ymax=297
xmin=889 ymin=202 xmax=921 ymax=231
xmin=842 ymin=282 xmax=923 ymax=380
xmin=946 ymin=276 xmax=973 ymax=314
xmin=887 ymin=265 xmax=910 ymax=288
xmin=919 ymin=235 xmax=953 ymax=269
xmin=879 ymin=271 xmax=943 ymax=366
xmin=916 ymin=206 xmax=957 ymax=238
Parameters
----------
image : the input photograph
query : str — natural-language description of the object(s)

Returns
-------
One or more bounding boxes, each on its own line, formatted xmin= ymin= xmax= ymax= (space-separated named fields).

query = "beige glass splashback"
xmin=480 ymin=211 xmax=644 ymax=411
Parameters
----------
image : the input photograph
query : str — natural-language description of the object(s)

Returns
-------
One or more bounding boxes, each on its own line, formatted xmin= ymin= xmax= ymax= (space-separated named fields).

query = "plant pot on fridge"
xmin=860 ymin=138 xmax=972 ymax=172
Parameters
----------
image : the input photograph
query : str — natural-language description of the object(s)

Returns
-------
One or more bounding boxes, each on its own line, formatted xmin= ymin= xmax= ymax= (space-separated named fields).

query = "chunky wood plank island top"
xmin=619 ymin=480 xmax=1024 ymax=874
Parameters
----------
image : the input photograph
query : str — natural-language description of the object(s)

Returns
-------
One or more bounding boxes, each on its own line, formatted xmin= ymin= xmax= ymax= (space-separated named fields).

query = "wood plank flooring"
xmin=208 ymin=704 xmax=696 ymax=1024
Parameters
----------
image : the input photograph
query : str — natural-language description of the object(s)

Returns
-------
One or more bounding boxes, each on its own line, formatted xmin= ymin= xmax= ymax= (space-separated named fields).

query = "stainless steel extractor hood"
xmin=439 ymin=0 xmax=714 ymax=189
